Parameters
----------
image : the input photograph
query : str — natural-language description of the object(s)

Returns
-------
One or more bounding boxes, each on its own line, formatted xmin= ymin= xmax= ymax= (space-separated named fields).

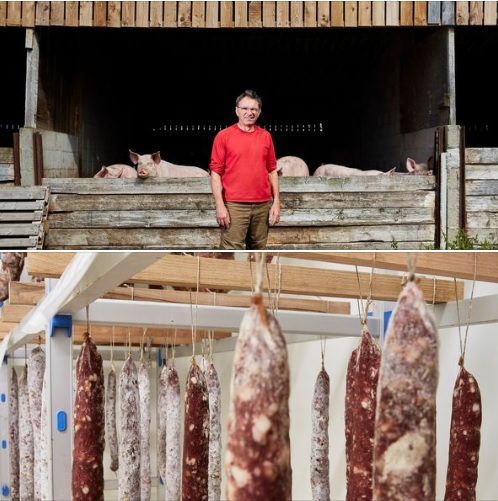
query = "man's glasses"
xmin=237 ymin=106 xmax=260 ymax=113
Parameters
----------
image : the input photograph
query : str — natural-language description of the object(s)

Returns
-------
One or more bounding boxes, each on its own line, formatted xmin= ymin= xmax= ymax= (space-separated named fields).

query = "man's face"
xmin=236 ymin=98 xmax=261 ymax=127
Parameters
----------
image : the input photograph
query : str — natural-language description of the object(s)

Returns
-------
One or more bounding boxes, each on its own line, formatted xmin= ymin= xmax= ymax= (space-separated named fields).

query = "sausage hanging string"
xmin=453 ymin=252 xmax=478 ymax=366
xmin=354 ymin=252 xmax=376 ymax=334
xmin=254 ymin=252 xmax=266 ymax=294
xmin=407 ymin=251 xmax=418 ymax=282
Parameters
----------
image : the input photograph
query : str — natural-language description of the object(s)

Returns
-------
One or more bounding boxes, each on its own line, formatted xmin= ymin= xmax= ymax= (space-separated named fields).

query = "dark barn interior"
xmin=2 ymin=25 xmax=498 ymax=176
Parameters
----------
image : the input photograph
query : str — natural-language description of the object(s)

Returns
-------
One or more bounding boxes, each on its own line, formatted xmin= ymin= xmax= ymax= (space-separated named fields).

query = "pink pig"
xmin=129 ymin=150 xmax=210 ymax=178
xmin=93 ymin=164 xmax=138 ymax=178
xmin=276 ymin=156 xmax=310 ymax=176
xmin=313 ymin=164 xmax=396 ymax=176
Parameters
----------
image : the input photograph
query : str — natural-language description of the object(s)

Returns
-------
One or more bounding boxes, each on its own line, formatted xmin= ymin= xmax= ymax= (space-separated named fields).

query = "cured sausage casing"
xmin=18 ymin=366 xmax=34 ymax=500
xmin=373 ymin=280 xmax=439 ymax=501
xmin=444 ymin=366 xmax=482 ymax=501
xmin=118 ymin=355 xmax=141 ymax=501
xmin=72 ymin=334 xmax=105 ymax=501
xmin=310 ymin=367 xmax=330 ymax=501
xmin=181 ymin=360 xmax=210 ymax=501
xmin=9 ymin=367 xmax=20 ymax=501
xmin=157 ymin=363 xmax=168 ymax=484
xmin=225 ymin=294 xmax=292 ymax=501
xmin=206 ymin=362 xmax=222 ymax=501
xmin=138 ymin=362 xmax=151 ymax=501
xmin=105 ymin=366 xmax=119 ymax=472
xmin=345 ymin=330 xmax=381 ymax=501
xmin=166 ymin=363 xmax=181 ymax=501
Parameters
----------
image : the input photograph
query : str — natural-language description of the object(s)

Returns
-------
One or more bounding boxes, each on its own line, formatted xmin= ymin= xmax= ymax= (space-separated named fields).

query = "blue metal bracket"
xmin=50 ymin=314 xmax=73 ymax=337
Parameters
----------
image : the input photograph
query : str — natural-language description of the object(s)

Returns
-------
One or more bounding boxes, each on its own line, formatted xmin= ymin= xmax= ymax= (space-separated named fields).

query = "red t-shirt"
xmin=209 ymin=124 xmax=277 ymax=202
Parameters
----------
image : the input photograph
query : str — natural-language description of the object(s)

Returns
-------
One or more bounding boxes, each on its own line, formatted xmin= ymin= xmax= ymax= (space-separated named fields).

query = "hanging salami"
xmin=181 ymin=359 xmax=210 ymax=501
xmin=72 ymin=332 xmax=105 ymax=501
xmin=166 ymin=362 xmax=181 ymax=501
xmin=345 ymin=329 xmax=381 ymax=501
xmin=118 ymin=354 xmax=141 ymax=501
xmin=225 ymin=293 xmax=292 ymax=501
xmin=105 ymin=365 xmax=119 ymax=472
xmin=372 ymin=279 xmax=439 ymax=501
xmin=310 ymin=366 xmax=330 ymax=501
xmin=9 ymin=367 xmax=20 ymax=501
xmin=18 ymin=366 xmax=34 ymax=500
xmin=444 ymin=365 xmax=482 ymax=501
xmin=157 ymin=362 xmax=168 ymax=484
xmin=206 ymin=361 xmax=222 ymax=501
xmin=27 ymin=345 xmax=45 ymax=500
xmin=139 ymin=362 xmax=151 ymax=501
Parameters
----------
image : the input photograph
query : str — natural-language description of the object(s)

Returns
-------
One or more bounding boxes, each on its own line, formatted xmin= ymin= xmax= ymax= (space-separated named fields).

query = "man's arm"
xmin=268 ymin=170 xmax=281 ymax=225
xmin=210 ymin=171 xmax=230 ymax=228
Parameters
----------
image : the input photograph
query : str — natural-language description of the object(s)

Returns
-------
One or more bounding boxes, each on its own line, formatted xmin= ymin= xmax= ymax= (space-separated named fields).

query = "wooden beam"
xmin=26 ymin=252 xmax=462 ymax=303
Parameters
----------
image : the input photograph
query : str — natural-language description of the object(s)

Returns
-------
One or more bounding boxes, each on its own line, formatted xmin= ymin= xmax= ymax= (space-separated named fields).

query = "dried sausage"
xmin=225 ymin=294 xmax=292 ymax=501
xmin=139 ymin=362 xmax=151 ymax=500
xmin=18 ymin=366 xmax=34 ymax=500
xmin=72 ymin=333 xmax=105 ymax=501
xmin=105 ymin=365 xmax=119 ymax=472
xmin=310 ymin=367 xmax=330 ymax=501
xmin=118 ymin=355 xmax=141 ymax=501
xmin=28 ymin=346 xmax=45 ymax=500
xmin=206 ymin=362 xmax=222 ymax=501
xmin=345 ymin=329 xmax=381 ymax=501
xmin=181 ymin=359 xmax=210 ymax=501
xmin=444 ymin=365 xmax=481 ymax=501
xmin=9 ymin=367 xmax=20 ymax=501
xmin=373 ymin=280 xmax=438 ymax=501
xmin=157 ymin=363 xmax=168 ymax=484
xmin=166 ymin=363 xmax=181 ymax=501
xmin=0 ymin=252 xmax=25 ymax=301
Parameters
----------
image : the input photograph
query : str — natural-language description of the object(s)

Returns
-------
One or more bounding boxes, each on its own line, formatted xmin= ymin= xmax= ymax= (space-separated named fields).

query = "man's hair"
xmin=236 ymin=89 xmax=262 ymax=110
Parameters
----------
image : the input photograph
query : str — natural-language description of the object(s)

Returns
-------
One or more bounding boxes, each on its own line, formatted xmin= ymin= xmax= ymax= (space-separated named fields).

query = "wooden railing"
xmin=0 ymin=1 xmax=497 ymax=29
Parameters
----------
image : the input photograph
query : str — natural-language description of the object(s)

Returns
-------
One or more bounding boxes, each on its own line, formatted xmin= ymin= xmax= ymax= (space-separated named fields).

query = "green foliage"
xmin=424 ymin=229 xmax=498 ymax=250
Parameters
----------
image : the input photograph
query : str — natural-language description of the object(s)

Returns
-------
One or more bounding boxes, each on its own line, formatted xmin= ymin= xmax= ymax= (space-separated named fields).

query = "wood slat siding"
xmin=464 ymin=148 xmax=498 ymax=245
xmin=0 ymin=148 xmax=14 ymax=187
xmin=1 ymin=2 xmax=497 ymax=27
xmin=0 ymin=186 xmax=48 ymax=249
xmin=42 ymin=175 xmax=435 ymax=250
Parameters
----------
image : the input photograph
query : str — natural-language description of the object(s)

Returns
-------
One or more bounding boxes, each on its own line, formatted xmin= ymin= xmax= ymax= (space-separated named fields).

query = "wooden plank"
xmin=21 ymin=0 xmax=36 ymax=26
xmin=327 ymin=0 xmax=340 ymax=26
xmin=65 ymin=1 xmax=79 ymax=26
xmin=262 ymin=0 xmax=275 ymax=27
xmin=93 ymin=1 xmax=107 ymax=26
xmin=0 ymin=2 xmax=6 ymax=26
xmin=290 ymin=1 xmax=303 ymax=27
xmin=0 ymin=186 xmax=47 ymax=200
xmin=121 ymin=1 xmax=136 ymax=26
xmin=466 ymin=147 xmax=498 ymax=164
xmin=465 ymin=180 xmax=498 ymax=196
xmin=0 ymin=237 xmax=39 ymax=249
xmin=220 ymin=0 xmax=234 ymax=27
xmin=234 ymin=0 xmax=247 ymax=26
xmin=441 ymin=0 xmax=456 ymax=24
xmin=192 ymin=1 xmax=205 ymax=27
xmin=0 ymin=211 xmax=42 ymax=222
xmin=276 ymin=0 xmax=289 ymax=27
xmin=35 ymin=1 xmax=49 ymax=25
xmin=358 ymin=1 xmax=371 ymax=26
xmin=150 ymin=1 xmax=164 ymax=27
xmin=414 ymin=0 xmax=427 ymax=25
xmin=6 ymin=0 xmax=21 ymax=25
xmin=465 ymin=164 xmax=498 ymax=179
xmin=205 ymin=1 xmax=219 ymax=27
xmin=456 ymin=1 xmax=469 ymax=24
xmin=178 ymin=0 xmax=192 ymax=26
xmin=388 ymin=0 xmax=403 ymax=26
xmin=0 ymin=164 xmax=14 ymax=181
xmin=344 ymin=1 xmax=358 ymax=27
xmin=427 ymin=1 xmax=441 ymax=24
xmin=107 ymin=1 xmax=122 ymax=27
xmin=483 ymin=1 xmax=497 ymax=24
xmin=164 ymin=0 xmax=177 ymax=26
xmin=466 ymin=212 xmax=498 ymax=230
xmin=79 ymin=1 xmax=93 ymax=26
xmin=465 ymin=196 xmax=498 ymax=212
xmin=0 ymin=223 xmax=40 ymax=236
xmin=469 ymin=0 xmax=484 ymax=25
xmin=26 ymin=252 xmax=459 ymax=303
xmin=135 ymin=0 xmax=149 ymax=26
xmin=249 ymin=0 xmax=262 ymax=27
xmin=372 ymin=1 xmax=385 ymax=25
xmin=49 ymin=0 xmax=64 ymax=25
xmin=8 ymin=281 xmax=351 ymax=316
xmin=304 ymin=0 xmax=316 ymax=27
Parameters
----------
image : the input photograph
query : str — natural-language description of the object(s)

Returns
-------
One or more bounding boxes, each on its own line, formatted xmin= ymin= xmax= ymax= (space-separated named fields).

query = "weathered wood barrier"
xmin=42 ymin=175 xmax=436 ymax=250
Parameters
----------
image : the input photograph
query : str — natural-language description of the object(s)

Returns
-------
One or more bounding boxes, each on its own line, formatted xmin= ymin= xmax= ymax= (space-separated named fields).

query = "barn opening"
xmin=7 ymin=25 xmax=496 ymax=177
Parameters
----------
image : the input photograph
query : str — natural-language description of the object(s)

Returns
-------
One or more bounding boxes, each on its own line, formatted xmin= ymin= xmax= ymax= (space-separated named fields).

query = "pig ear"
xmin=406 ymin=158 xmax=416 ymax=172
xmin=386 ymin=167 xmax=396 ymax=174
xmin=129 ymin=150 xmax=139 ymax=165
xmin=151 ymin=151 xmax=161 ymax=164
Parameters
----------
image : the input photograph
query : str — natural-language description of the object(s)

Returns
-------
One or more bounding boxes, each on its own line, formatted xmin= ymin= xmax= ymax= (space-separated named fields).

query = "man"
xmin=209 ymin=89 xmax=280 ymax=250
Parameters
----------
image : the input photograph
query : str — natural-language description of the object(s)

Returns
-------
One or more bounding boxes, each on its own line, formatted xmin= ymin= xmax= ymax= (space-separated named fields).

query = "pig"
xmin=406 ymin=157 xmax=433 ymax=175
xmin=93 ymin=164 xmax=138 ymax=178
xmin=129 ymin=150 xmax=210 ymax=178
xmin=313 ymin=164 xmax=396 ymax=176
xmin=276 ymin=156 xmax=310 ymax=176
